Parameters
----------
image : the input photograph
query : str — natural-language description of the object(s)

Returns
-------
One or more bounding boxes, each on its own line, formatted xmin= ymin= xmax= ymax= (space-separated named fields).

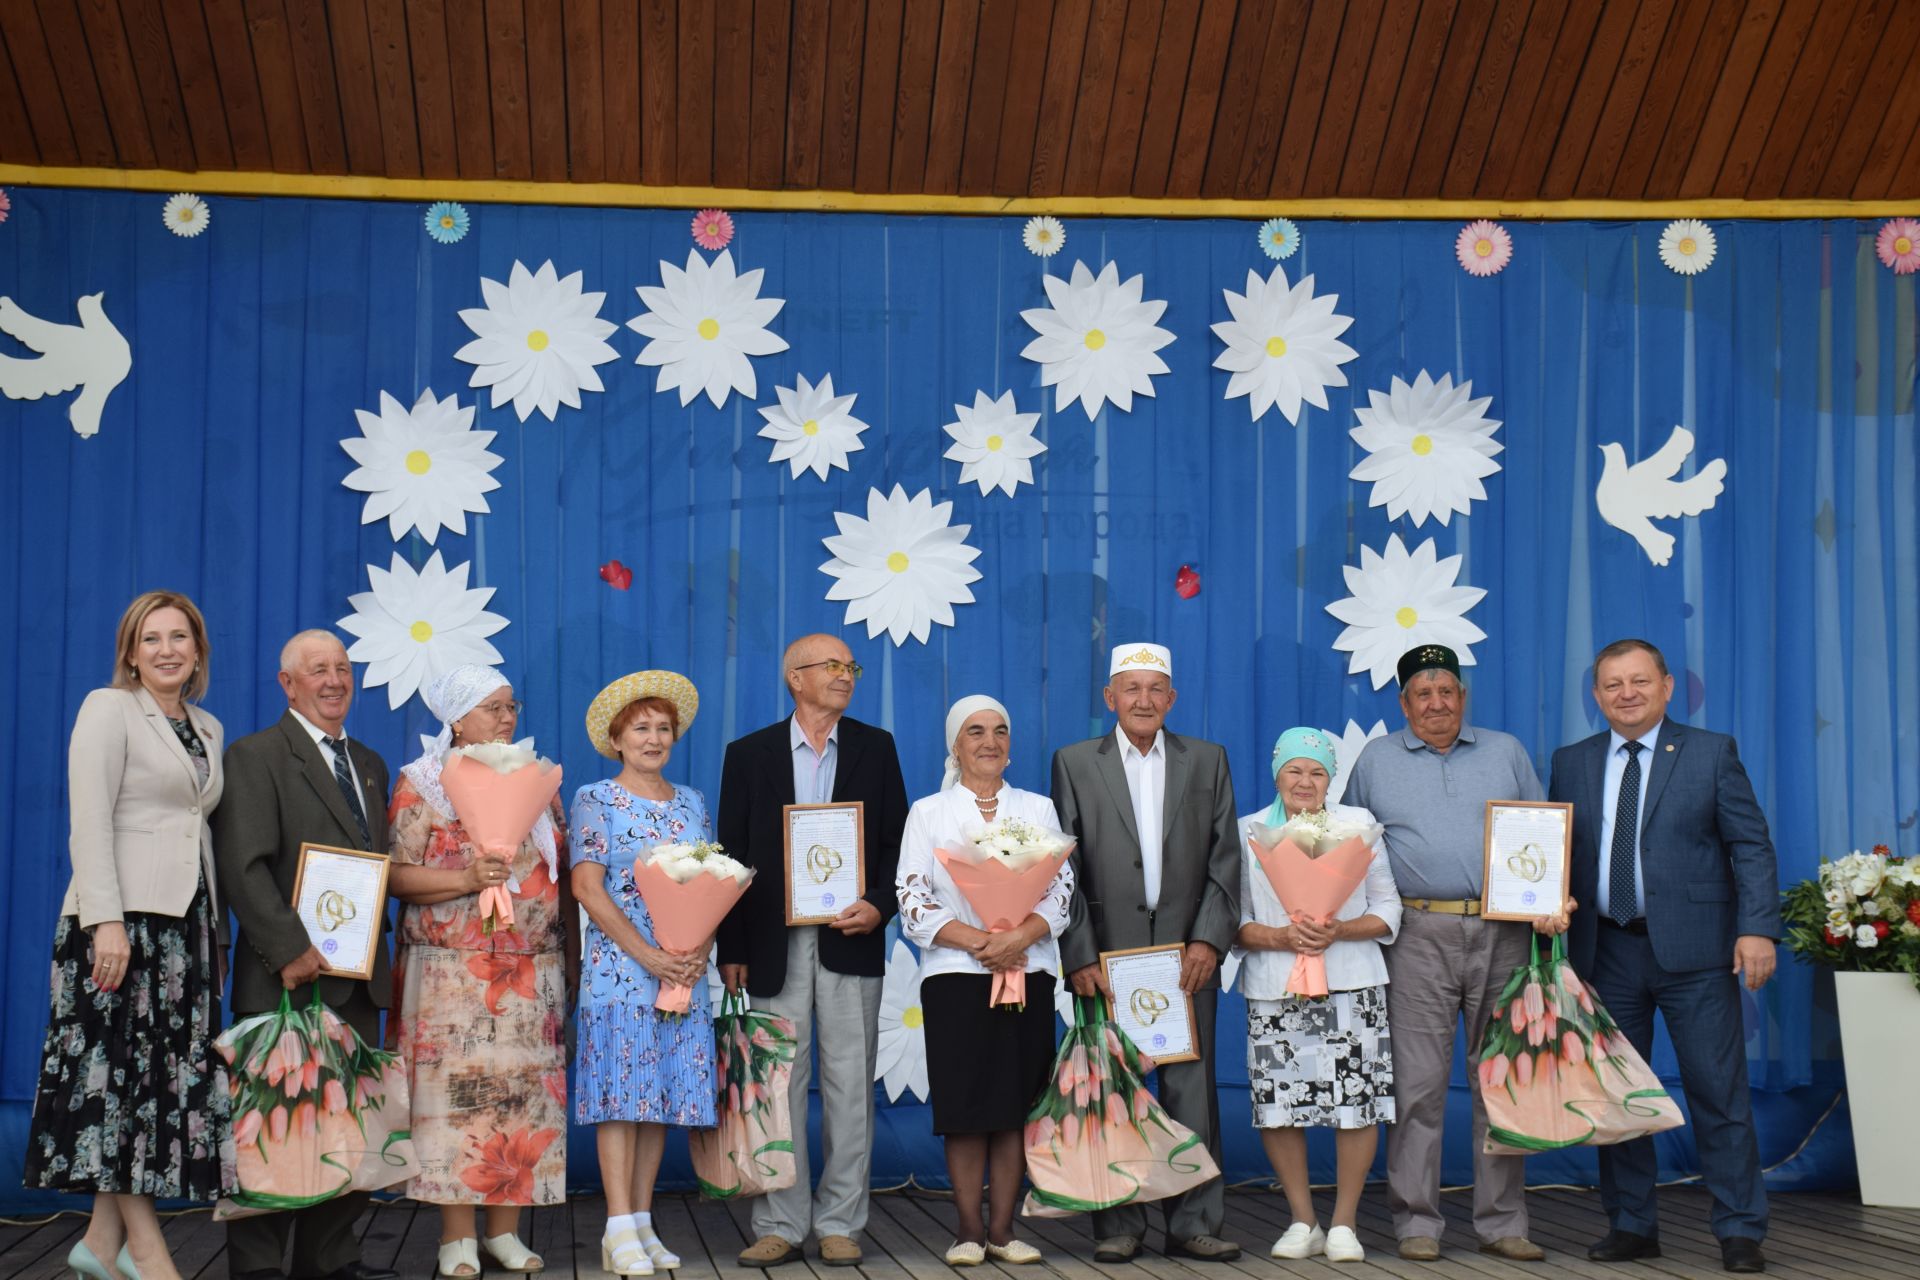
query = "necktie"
xmin=1608 ymin=741 xmax=1644 ymax=925
xmin=323 ymin=736 xmax=370 ymax=844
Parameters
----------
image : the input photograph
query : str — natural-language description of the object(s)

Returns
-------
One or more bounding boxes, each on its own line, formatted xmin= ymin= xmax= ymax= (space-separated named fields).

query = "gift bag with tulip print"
xmin=1021 ymin=995 xmax=1220 ymax=1217
xmin=214 ymin=990 xmax=418 ymax=1219
xmin=1477 ymin=933 xmax=1685 ymax=1156
xmin=690 ymin=991 xmax=799 ymax=1199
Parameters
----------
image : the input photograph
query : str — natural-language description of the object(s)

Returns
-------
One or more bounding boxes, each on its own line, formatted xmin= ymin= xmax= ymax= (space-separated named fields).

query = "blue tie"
xmin=323 ymin=736 xmax=370 ymax=844
xmin=1608 ymin=741 xmax=1644 ymax=925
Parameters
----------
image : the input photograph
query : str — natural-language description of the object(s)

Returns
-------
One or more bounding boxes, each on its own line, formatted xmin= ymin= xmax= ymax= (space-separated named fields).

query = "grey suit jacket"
xmin=1052 ymin=729 xmax=1242 ymax=978
xmin=212 ymin=711 xmax=392 ymax=1015
xmin=1550 ymin=717 xmax=1780 ymax=975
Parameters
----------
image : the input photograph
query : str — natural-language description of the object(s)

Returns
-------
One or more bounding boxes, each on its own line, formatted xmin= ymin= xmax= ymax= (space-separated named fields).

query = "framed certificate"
xmin=290 ymin=842 xmax=391 ymax=980
xmin=784 ymin=801 xmax=865 ymax=925
xmin=1100 ymin=943 xmax=1199 ymax=1065
xmin=1482 ymin=801 xmax=1574 ymax=921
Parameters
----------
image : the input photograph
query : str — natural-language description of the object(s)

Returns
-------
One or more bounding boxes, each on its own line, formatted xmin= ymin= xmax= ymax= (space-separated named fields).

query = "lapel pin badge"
xmin=1665 ymin=744 xmax=1675 ymax=752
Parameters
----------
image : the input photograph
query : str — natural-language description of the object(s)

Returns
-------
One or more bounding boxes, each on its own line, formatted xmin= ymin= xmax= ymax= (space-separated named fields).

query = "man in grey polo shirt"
xmin=1341 ymin=645 xmax=1546 ymax=1264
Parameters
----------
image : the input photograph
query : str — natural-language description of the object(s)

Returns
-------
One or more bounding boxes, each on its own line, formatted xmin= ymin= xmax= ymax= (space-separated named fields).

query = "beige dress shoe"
xmin=1479 ymin=1236 xmax=1547 ymax=1261
xmin=737 ymin=1236 xmax=802 ymax=1268
xmin=818 ymin=1235 xmax=864 ymax=1266
xmin=1398 ymin=1237 xmax=1442 ymax=1261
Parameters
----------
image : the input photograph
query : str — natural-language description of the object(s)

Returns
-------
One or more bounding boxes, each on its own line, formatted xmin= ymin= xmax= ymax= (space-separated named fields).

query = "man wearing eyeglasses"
xmin=717 ymin=633 xmax=908 ymax=1270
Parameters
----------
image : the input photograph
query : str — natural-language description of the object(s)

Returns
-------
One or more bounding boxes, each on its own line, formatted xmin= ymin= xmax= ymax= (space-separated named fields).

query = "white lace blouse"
xmin=895 ymin=783 xmax=1076 ymax=981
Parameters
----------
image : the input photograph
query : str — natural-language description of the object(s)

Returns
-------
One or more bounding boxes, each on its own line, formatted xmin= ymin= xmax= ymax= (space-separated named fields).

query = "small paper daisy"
xmin=1876 ymin=218 xmax=1920 ymax=275
xmin=0 ymin=189 xmax=10 ymax=225
xmin=1258 ymin=217 xmax=1300 ymax=260
xmin=1023 ymin=216 xmax=1065 ymax=258
xmin=692 ymin=208 xmax=735 ymax=251
xmin=1455 ymin=220 xmax=1512 ymax=276
xmin=1658 ymin=219 xmax=1715 ymax=275
xmin=163 ymin=193 xmax=209 ymax=238
xmin=425 ymin=201 xmax=470 ymax=244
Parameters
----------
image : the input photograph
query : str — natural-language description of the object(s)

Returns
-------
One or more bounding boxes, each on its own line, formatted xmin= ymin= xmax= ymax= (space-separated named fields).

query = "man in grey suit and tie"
xmin=212 ymin=630 xmax=396 ymax=1280
xmin=1052 ymin=643 xmax=1242 ymax=1263
xmin=1548 ymin=639 xmax=1777 ymax=1274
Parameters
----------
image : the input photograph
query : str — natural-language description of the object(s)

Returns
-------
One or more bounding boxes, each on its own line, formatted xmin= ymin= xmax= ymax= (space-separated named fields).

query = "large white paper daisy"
xmin=943 ymin=390 xmax=1045 ymax=497
xmin=339 ymin=389 xmax=501 ymax=544
xmin=162 ymin=193 xmax=209 ymax=238
xmin=1658 ymin=219 xmax=1716 ymax=275
xmin=1019 ymin=259 xmax=1174 ymax=420
xmin=1325 ymin=719 xmax=1388 ymax=805
xmin=876 ymin=938 xmax=928 ymax=1102
xmin=455 ymin=260 xmax=619 ymax=422
xmin=1348 ymin=371 xmax=1503 ymax=526
xmin=756 ymin=372 xmax=868 ymax=480
xmin=338 ymin=551 xmax=509 ymax=709
xmin=1211 ymin=264 xmax=1357 ymax=425
xmin=628 ymin=249 xmax=789 ymax=409
xmin=1325 ymin=535 xmax=1486 ymax=691
xmin=819 ymin=485 xmax=982 ymax=646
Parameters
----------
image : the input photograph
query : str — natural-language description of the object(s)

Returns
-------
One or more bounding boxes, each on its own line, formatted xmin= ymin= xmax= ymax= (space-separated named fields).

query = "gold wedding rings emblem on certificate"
xmin=315 ymin=888 xmax=357 ymax=932
xmin=805 ymin=842 xmax=844 ymax=885
xmin=1130 ymin=987 xmax=1171 ymax=1025
xmin=1506 ymin=842 xmax=1546 ymax=883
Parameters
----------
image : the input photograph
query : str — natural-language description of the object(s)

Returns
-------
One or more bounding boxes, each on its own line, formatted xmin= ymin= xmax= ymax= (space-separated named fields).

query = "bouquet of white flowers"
xmin=959 ymin=816 xmax=1078 ymax=872
xmin=646 ymin=839 xmax=754 ymax=887
xmin=936 ymin=816 xmax=1076 ymax=1009
xmin=632 ymin=839 xmax=756 ymax=1014
xmin=1266 ymin=809 xmax=1382 ymax=860
xmin=439 ymin=739 xmax=563 ymax=934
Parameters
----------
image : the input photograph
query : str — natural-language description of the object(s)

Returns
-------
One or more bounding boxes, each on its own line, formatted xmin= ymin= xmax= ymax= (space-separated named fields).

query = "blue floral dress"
xmin=570 ymin=780 xmax=718 ymax=1126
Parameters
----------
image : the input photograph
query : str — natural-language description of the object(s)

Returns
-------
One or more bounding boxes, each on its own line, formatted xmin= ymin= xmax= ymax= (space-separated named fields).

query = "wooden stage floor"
xmin=3 ymin=1186 xmax=1915 ymax=1280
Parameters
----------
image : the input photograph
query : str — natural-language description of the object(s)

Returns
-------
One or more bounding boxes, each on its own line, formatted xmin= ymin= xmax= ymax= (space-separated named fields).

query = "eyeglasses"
xmin=792 ymin=658 xmax=864 ymax=680
xmin=471 ymin=699 xmax=524 ymax=717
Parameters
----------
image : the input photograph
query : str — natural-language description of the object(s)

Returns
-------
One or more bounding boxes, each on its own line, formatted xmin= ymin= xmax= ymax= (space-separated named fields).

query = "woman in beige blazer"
xmin=24 ymin=591 xmax=234 ymax=1280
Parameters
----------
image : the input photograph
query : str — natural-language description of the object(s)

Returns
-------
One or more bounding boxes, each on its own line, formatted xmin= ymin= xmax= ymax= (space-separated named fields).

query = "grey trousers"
xmin=227 ymin=987 xmax=379 ymax=1279
xmin=750 ymin=926 xmax=883 ymax=1245
xmin=1091 ymin=988 xmax=1224 ymax=1244
xmin=1383 ymin=910 xmax=1532 ymax=1244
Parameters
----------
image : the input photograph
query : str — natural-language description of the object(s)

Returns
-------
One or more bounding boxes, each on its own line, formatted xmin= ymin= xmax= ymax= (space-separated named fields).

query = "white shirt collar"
xmin=289 ymin=707 xmax=347 ymax=746
xmin=1115 ymin=726 xmax=1165 ymax=761
xmin=1608 ymin=720 xmax=1663 ymax=756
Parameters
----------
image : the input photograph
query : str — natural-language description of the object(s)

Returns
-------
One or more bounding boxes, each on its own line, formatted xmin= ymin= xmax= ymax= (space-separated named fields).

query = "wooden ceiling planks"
xmin=4 ymin=0 xmax=1917 ymax=205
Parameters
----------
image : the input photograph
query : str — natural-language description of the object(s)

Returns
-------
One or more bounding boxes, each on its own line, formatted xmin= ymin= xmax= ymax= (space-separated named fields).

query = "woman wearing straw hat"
xmin=572 ymin=670 xmax=714 ymax=1277
xmin=387 ymin=664 xmax=575 ymax=1279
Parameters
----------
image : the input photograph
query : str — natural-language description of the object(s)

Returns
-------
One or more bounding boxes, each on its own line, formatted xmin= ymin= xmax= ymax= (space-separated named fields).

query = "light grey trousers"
xmin=750 ymin=925 xmax=883 ymax=1245
xmin=1383 ymin=909 xmax=1533 ymax=1244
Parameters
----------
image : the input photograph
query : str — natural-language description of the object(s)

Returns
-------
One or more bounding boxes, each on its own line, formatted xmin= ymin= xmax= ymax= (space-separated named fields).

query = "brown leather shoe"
xmin=738 ymin=1236 xmax=802 ymax=1268
xmin=818 ymin=1235 xmax=863 ymax=1266
xmin=1168 ymin=1235 xmax=1241 ymax=1261
xmin=1480 ymin=1237 xmax=1547 ymax=1262
xmin=1398 ymin=1237 xmax=1442 ymax=1261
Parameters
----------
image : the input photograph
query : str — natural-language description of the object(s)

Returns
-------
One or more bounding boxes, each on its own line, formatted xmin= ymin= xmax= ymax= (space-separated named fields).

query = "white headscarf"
xmin=941 ymin=694 xmax=1011 ymax=792
xmin=401 ymin=664 xmax=558 ymax=884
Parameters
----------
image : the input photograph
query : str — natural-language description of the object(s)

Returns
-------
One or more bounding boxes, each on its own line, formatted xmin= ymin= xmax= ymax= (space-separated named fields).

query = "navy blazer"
xmin=713 ymin=715 xmax=908 ymax=997
xmin=1549 ymin=718 xmax=1780 ymax=976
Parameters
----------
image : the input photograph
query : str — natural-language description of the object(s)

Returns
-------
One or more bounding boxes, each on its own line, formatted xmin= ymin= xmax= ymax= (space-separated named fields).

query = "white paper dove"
xmin=1595 ymin=426 xmax=1727 ymax=567
xmin=0 ymin=293 xmax=132 ymax=438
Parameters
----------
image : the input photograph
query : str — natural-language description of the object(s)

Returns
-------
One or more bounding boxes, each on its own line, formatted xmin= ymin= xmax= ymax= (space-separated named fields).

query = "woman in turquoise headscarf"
xmin=1233 ymin=728 xmax=1402 ymax=1264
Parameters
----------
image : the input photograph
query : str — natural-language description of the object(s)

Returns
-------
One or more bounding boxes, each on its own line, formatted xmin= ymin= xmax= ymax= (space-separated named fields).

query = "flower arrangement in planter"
xmin=1781 ymin=845 xmax=1920 ymax=990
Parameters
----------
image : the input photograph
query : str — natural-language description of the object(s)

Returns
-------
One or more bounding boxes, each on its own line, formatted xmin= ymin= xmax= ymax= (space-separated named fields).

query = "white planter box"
xmin=1832 ymin=971 xmax=1920 ymax=1208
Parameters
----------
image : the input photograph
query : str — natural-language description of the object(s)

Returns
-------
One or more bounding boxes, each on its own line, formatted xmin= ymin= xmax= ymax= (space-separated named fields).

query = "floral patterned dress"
xmin=571 ymin=780 xmax=717 ymax=1127
xmin=24 ymin=715 xmax=234 ymax=1198
xmin=388 ymin=777 xmax=569 ymax=1205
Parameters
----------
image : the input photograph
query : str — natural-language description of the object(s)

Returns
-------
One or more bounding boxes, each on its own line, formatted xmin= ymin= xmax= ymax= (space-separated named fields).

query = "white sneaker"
xmin=1270 ymin=1223 xmax=1325 ymax=1259
xmin=1324 ymin=1226 xmax=1365 ymax=1263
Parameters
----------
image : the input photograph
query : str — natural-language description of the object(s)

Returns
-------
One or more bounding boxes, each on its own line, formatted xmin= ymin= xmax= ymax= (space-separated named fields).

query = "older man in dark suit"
xmin=212 ymin=630 xmax=395 ymax=1280
xmin=1548 ymin=638 xmax=1778 ymax=1275
xmin=1052 ymin=642 xmax=1242 ymax=1263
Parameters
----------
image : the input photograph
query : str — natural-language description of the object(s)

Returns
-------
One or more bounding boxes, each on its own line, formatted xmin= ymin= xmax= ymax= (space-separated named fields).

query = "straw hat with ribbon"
xmin=584 ymin=670 xmax=700 ymax=759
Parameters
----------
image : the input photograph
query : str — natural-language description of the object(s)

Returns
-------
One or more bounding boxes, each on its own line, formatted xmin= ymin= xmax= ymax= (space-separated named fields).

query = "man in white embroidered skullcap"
xmin=1051 ymin=644 xmax=1243 ymax=1262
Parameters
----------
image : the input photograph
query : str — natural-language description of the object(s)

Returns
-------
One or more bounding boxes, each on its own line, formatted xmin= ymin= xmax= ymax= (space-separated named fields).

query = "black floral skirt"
xmin=1246 ymin=984 xmax=1395 ymax=1130
xmin=22 ymin=877 xmax=234 ymax=1198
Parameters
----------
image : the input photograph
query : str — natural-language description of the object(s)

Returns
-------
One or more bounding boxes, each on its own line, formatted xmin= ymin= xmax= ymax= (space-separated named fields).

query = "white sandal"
xmin=601 ymin=1226 xmax=654 ymax=1277
xmin=436 ymin=1237 xmax=480 ymax=1279
xmin=483 ymin=1231 xmax=546 ymax=1273
xmin=636 ymin=1225 xmax=681 ymax=1270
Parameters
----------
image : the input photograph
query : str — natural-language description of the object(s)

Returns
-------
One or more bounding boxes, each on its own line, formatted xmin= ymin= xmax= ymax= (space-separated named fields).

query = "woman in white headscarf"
xmin=387 ymin=665 xmax=578 ymax=1279
xmin=895 ymin=696 xmax=1073 ymax=1267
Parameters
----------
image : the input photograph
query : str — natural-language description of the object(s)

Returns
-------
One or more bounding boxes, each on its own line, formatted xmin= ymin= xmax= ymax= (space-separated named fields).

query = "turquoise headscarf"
xmin=1262 ymin=727 xmax=1339 ymax=825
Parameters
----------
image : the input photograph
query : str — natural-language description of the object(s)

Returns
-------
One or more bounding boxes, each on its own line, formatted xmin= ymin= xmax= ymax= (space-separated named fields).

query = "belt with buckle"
xmin=1401 ymin=896 xmax=1482 ymax=916
xmin=1601 ymin=916 xmax=1650 ymax=935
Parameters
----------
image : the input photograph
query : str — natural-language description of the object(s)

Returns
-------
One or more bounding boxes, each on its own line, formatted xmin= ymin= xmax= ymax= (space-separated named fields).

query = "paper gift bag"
xmin=690 ymin=991 xmax=798 ymax=1199
xmin=1021 ymin=995 xmax=1219 ymax=1217
xmin=1477 ymin=933 xmax=1686 ymax=1155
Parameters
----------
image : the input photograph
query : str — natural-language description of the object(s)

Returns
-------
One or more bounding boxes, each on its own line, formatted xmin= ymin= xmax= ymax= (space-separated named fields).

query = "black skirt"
xmin=22 ymin=876 xmax=234 ymax=1198
xmin=921 ymin=971 xmax=1058 ymax=1136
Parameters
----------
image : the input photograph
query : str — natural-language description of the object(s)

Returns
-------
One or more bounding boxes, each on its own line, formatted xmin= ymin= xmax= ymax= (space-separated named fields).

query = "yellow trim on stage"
xmin=0 ymin=163 xmax=1911 ymax=220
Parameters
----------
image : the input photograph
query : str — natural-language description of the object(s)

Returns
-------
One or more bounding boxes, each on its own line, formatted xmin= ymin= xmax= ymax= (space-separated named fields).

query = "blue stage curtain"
xmin=1 ymin=191 xmax=1914 ymax=1209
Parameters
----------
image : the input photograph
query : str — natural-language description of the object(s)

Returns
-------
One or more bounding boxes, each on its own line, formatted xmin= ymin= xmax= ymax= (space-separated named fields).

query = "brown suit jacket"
xmin=212 ymin=710 xmax=392 ymax=1015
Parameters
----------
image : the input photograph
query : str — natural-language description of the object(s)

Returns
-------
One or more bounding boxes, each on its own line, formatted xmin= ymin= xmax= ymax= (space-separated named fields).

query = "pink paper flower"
xmin=0 ymin=189 xmax=11 ymax=224
xmin=1456 ymin=220 xmax=1512 ymax=276
xmin=1877 ymin=218 xmax=1920 ymax=275
xmin=692 ymin=208 xmax=735 ymax=251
